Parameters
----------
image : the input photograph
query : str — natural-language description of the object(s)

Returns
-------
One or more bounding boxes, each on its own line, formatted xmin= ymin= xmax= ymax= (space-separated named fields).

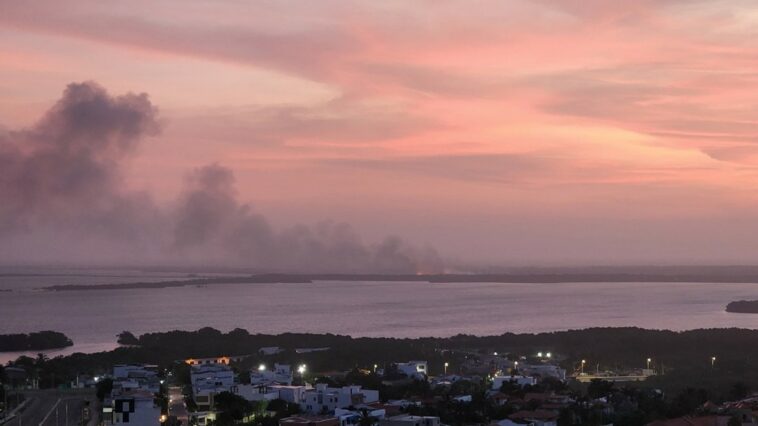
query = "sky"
xmin=2 ymin=1 xmax=758 ymax=269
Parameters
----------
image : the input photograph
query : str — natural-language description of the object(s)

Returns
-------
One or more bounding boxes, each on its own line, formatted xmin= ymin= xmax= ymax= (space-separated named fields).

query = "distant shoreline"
xmin=0 ymin=331 xmax=73 ymax=352
xmin=726 ymin=300 xmax=758 ymax=313
xmin=41 ymin=272 xmax=758 ymax=291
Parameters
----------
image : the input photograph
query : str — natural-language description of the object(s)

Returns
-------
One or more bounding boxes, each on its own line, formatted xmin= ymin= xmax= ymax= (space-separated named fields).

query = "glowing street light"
xmin=298 ymin=364 xmax=307 ymax=375
xmin=444 ymin=362 xmax=449 ymax=375
xmin=546 ymin=352 xmax=552 ymax=359
xmin=581 ymin=359 xmax=586 ymax=375
xmin=711 ymin=356 xmax=716 ymax=368
xmin=493 ymin=352 xmax=498 ymax=356
xmin=646 ymin=358 xmax=652 ymax=369
xmin=373 ymin=364 xmax=378 ymax=373
xmin=259 ymin=364 xmax=266 ymax=372
xmin=537 ymin=352 xmax=543 ymax=358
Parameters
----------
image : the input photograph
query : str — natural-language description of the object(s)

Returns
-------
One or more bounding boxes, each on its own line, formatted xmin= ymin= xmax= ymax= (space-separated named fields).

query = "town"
xmin=3 ymin=328 xmax=758 ymax=426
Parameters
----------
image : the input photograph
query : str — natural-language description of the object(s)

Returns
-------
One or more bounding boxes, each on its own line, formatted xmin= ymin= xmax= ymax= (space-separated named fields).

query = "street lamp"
xmin=537 ymin=352 xmax=543 ymax=358
xmin=646 ymin=358 xmax=651 ymax=369
xmin=444 ymin=362 xmax=449 ymax=375
xmin=581 ymin=359 xmax=586 ymax=375
xmin=546 ymin=352 xmax=552 ymax=359
xmin=373 ymin=364 xmax=378 ymax=373
xmin=259 ymin=364 xmax=266 ymax=372
xmin=711 ymin=356 xmax=716 ymax=368
xmin=298 ymin=364 xmax=306 ymax=374
xmin=493 ymin=352 xmax=498 ymax=356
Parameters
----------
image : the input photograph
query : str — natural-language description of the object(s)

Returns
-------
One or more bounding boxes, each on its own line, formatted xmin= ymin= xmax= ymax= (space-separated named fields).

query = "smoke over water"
xmin=0 ymin=82 xmax=443 ymax=273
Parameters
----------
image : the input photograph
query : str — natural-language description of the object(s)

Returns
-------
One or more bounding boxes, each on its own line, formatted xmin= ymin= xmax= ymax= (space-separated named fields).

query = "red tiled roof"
xmin=646 ymin=415 xmax=731 ymax=426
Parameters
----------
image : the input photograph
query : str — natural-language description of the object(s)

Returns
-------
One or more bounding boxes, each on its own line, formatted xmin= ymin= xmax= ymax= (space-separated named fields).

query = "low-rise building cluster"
xmin=103 ymin=364 xmax=162 ymax=425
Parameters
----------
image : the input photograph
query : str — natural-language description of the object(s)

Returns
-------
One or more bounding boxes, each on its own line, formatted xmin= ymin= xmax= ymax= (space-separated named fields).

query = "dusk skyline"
xmin=3 ymin=1 xmax=758 ymax=267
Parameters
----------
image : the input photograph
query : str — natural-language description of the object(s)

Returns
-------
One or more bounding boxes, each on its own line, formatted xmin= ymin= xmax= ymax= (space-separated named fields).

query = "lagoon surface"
xmin=1 ymin=268 xmax=758 ymax=362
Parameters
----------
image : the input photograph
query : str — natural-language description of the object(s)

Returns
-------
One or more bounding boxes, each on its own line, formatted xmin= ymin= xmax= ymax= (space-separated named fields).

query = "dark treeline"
xmin=726 ymin=300 xmax=758 ymax=313
xmin=6 ymin=327 xmax=758 ymax=400
xmin=0 ymin=331 xmax=73 ymax=351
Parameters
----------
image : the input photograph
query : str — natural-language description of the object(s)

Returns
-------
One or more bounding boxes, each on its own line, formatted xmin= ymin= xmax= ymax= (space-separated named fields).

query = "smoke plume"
xmin=0 ymin=82 xmax=443 ymax=273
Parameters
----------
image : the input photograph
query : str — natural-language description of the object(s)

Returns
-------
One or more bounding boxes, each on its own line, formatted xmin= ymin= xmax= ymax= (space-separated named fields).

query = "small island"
xmin=0 ymin=330 xmax=74 ymax=352
xmin=726 ymin=300 xmax=758 ymax=313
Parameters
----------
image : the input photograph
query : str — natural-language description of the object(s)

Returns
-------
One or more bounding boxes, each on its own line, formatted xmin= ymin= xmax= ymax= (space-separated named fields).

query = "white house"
xmin=232 ymin=384 xmax=280 ymax=402
xmin=395 ymin=361 xmax=427 ymax=379
xmin=301 ymin=384 xmax=380 ymax=414
xmin=251 ymin=363 xmax=293 ymax=385
xmin=191 ymin=364 xmax=235 ymax=409
xmin=491 ymin=375 xmax=537 ymax=390
xmin=270 ymin=385 xmax=309 ymax=404
xmin=519 ymin=364 xmax=566 ymax=381
xmin=191 ymin=364 xmax=235 ymax=390
xmin=113 ymin=364 xmax=158 ymax=380
xmin=103 ymin=365 xmax=162 ymax=424
xmin=106 ymin=390 xmax=160 ymax=425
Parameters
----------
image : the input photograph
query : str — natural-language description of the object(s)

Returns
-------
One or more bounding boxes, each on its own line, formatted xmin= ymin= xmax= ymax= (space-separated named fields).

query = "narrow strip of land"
xmin=42 ymin=272 xmax=758 ymax=291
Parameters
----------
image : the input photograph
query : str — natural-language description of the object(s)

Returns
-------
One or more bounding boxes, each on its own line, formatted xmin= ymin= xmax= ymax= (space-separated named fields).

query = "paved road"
xmin=168 ymin=386 xmax=189 ymax=425
xmin=5 ymin=389 xmax=96 ymax=426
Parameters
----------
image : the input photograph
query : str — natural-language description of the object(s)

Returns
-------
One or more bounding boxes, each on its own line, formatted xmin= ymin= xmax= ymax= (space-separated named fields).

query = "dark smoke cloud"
xmin=171 ymin=163 xmax=443 ymax=273
xmin=0 ymin=82 xmax=443 ymax=273
xmin=0 ymin=81 xmax=162 ymax=240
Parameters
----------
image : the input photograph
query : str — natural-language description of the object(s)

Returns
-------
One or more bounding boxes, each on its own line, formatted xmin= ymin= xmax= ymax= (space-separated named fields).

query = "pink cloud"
xmin=4 ymin=0 xmax=758 ymax=264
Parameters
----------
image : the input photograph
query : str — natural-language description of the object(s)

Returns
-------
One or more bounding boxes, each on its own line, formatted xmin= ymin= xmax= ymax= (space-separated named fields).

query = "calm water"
xmin=2 ymin=270 xmax=758 ymax=362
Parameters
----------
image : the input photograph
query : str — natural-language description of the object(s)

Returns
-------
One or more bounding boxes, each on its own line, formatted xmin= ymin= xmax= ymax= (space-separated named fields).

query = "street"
xmin=5 ymin=389 xmax=96 ymax=426
xmin=168 ymin=386 xmax=188 ymax=426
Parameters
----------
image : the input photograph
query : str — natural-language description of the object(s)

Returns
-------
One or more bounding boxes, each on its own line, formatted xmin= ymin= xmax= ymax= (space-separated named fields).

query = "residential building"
xmin=103 ymin=365 xmax=161 ymax=425
xmin=232 ymin=384 xmax=281 ymax=402
xmin=105 ymin=390 xmax=160 ymax=425
xmin=492 ymin=375 xmax=537 ymax=390
xmin=111 ymin=364 xmax=161 ymax=393
xmin=191 ymin=364 xmax=235 ymax=409
xmin=395 ymin=361 xmax=427 ymax=379
xmin=518 ymin=364 xmax=566 ymax=381
xmin=270 ymin=385 xmax=309 ymax=404
xmin=251 ymin=363 xmax=293 ymax=385
xmin=113 ymin=364 xmax=158 ymax=380
xmin=301 ymin=384 xmax=379 ymax=414
xmin=379 ymin=415 xmax=440 ymax=426
xmin=184 ymin=355 xmax=250 ymax=366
